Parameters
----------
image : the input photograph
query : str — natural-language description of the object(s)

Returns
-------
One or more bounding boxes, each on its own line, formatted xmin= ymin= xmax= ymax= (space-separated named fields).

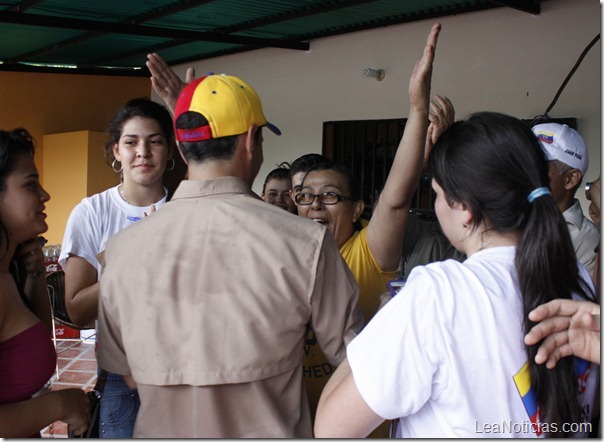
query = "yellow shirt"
xmin=340 ymin=227 xmax=399 ymax=320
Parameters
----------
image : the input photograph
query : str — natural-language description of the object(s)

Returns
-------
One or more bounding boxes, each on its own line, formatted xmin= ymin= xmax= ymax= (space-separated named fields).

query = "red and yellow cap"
xmin=174 ymin=74 xmax=281 ymax=142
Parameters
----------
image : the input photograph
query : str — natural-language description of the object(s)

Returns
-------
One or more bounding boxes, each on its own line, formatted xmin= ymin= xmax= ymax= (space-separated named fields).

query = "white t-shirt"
xmin=347 ymin=246 xmax=598 ymax=438
xmin=59 ymin=185 xmax=168 ymax=275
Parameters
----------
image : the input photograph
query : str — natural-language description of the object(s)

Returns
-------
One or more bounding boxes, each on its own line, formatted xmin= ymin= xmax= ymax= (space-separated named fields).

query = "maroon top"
xmin=0 ymin=322 xmax=56 ymax=404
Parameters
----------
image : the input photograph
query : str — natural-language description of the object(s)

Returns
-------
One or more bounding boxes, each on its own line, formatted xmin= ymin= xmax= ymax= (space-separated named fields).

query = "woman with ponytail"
xmin=314 ymin=112 xmax=598 ymax=438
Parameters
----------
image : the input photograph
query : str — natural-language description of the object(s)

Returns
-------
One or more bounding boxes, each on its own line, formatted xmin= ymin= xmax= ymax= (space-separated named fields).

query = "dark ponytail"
xmin=430 ymin=112 xmax=595 ymax=433
xmin=518 ymin=191 xmax=593 ymax=434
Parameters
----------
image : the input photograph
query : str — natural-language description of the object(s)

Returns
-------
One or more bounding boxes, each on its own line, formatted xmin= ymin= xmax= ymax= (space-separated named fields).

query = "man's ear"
xmin=243 ymin=124 xmax=260 ymax=159
xmin=352 ymin=200 xmax=365 ymax=223
xmin=564 ymin=169 xmax=582 ymax=192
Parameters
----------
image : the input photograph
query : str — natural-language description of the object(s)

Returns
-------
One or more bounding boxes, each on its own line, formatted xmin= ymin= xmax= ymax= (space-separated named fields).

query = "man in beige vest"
xmin=97 ymin=74 xmax=362 ymax=437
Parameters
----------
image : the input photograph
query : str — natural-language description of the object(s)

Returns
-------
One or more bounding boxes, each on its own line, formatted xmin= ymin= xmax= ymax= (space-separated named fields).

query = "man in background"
xmin=532 ymin=122 xmax=599 ymax=276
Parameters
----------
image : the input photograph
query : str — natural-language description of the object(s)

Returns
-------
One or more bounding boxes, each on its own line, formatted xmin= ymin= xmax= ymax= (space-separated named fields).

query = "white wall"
xmin=156 ymin=0 xmax=601 ymax=209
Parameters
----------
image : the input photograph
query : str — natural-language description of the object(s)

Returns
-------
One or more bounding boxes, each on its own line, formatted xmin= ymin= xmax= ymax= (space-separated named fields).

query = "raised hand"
xmin=408 ymin=23 xmax=441 ymax=112
xmin=146 ymin=53 xmax=196 ymax=112
xmin=424 ymin=94 xmax=454 ymax=166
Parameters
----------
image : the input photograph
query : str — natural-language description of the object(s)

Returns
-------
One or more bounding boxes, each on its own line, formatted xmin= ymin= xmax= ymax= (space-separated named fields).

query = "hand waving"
xmin=408 ymin=23 xmax=441 ymax=113
xmin=147 ymin=53 xmax=196 ymax=112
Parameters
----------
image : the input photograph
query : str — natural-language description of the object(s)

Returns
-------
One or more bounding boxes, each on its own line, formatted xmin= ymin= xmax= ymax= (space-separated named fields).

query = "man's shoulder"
xmin=564 ymin=199 xmax=598 ymax=233
xmin=242 ymin=196 xmax=327 ymax=231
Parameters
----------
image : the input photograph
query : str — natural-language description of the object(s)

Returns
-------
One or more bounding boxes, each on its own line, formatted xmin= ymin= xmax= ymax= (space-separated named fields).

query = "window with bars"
xmin=322 ymin=116 xmax=577 ymax=220
xmin=322 ymin=118 xmax=433 ymax=219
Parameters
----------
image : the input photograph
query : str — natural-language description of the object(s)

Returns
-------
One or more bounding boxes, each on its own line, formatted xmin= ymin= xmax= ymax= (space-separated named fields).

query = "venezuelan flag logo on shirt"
xmin=513 ymin=363 xmax=542 ymax=436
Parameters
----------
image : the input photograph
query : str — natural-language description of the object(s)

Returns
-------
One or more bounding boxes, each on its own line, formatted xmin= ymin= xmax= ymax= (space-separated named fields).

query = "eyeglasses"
xmin=295 ymin=191 xmax=354 ymax=205
xmin=586 ymin=181 xmax=593 ymax=200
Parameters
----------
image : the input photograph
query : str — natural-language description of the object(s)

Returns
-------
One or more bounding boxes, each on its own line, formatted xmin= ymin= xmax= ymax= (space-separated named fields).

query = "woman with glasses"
xmin=296 ymin=163 xmax=388 ymax=319
xmin=296 ymin=23 xmax=451 ymax=323
xmin=296 ymin=25 xmax=447 ymax=436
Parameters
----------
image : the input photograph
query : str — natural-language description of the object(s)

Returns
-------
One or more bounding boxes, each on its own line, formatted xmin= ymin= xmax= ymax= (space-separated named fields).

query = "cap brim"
xmin=266 ymin=121 xmax=281 ymax=136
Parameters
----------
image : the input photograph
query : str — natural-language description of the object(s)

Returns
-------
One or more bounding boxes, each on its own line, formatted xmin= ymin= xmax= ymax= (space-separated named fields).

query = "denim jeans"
xmin=99 ymin=371 xmax=140 ymax=438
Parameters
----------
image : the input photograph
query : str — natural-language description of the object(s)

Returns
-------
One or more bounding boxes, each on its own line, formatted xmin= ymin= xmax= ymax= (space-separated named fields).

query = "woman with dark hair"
xmin=59 ymin=98 xmax=176 ymax=438
xmin=0 ymin=129 xmax=89 ymax=437
xmin=314 ymin=111 xmax=598 ymax=437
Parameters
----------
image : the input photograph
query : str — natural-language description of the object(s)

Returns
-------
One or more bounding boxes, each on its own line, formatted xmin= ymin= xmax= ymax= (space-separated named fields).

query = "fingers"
xmin=580 ymin=313 xmax=600 ymax=332
xmin=530 ymin=299 xmax=600 ymax=326
xmin=409 ymin=23 xmax=441 ymax=109
xmin=147 ymin=53 xmax=179 ymax=90
xmin=524 ymin=315 xmax=572 ymax=345
xmin=528 ymin=299 xmax=579 ymax=322
xmin=429 ymin=96 xmax=454 ymax=121
xmin=142 ymin=205 xmax=157 ymax=217
xmin=533 ymin=332 xmax=573 ymax=369
xmin=146 ymin=52 xmax=170 ymax=75
xmin=428 ymin=96 xmax=452 ymax=127
xmin=18 ymin=249 xmax=39 ymax=258
xmin=60 ymin=388 xmax=90 ymax=433
xmin=70 ymin=423 xmax=90 ymax=437
xmin=185 ymin=67 xmax=196 ymax=84
xmin=419 ymin=23 xmax=441 ymax=69
xmin=427 ymin=95 xmax=454 ymax=145
xmin=427 ymin=23 xmax=441 ymax=47
xmin=15 ymin=239 xmax=45 ymax=271
xmin=146 ymin=53 xmax=170 ymax=87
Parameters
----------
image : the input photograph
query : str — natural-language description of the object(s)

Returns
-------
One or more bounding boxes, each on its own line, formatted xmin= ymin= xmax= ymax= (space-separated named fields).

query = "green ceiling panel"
xmin=0 ymin=0 xmax=540 ymax=75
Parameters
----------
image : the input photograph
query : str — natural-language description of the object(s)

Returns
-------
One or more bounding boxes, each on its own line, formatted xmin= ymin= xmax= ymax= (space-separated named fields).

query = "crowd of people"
xmin=0 ymin=22 xmax=600 ymax=438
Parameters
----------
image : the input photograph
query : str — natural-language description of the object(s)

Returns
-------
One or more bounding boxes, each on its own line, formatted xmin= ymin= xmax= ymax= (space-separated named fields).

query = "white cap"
xmin=532 ymin=123 xmax=588 ymax=175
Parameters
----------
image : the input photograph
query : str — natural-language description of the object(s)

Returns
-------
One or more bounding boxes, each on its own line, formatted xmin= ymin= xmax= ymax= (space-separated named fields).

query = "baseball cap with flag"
xmin=174 ymin=74 xmax=281 ymax=142
xmin=532 ymin=123 xmax=588 ymax=175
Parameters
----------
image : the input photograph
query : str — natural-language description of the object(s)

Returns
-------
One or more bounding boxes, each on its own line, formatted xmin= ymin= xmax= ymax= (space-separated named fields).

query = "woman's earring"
xmin=166 ymin=158 xmax=175 ymax=171
xmin=111 ymin=159 xmax=122 ymax=173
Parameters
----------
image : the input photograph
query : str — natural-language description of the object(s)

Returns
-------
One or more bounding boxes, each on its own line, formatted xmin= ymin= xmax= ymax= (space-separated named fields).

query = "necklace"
xmin=119 ymin=185 xmax=168 ymax=206
xmin=118 ymin=185 xmax=131 ymax=204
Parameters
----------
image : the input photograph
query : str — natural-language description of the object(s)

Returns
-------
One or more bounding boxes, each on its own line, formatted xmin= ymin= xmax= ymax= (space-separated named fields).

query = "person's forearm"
xmin=381 ymin=106 xmax=430 ymax=209
xmin=0 ymin=392 xmax=67 ymax=437
xmin=315 ymin=358 xmax=385 ymax=438
xmin=66 ymin=282 xmax=99 ymax=328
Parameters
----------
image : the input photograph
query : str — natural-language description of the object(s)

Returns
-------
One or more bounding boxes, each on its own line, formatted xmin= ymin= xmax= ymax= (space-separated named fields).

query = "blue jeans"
xmin=99 ymin=371 xmax=140 ymax=438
